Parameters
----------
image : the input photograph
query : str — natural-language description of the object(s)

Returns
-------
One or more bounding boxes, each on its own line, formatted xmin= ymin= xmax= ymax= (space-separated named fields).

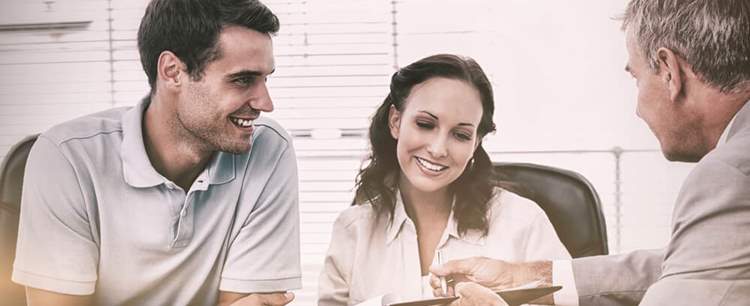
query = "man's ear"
xmin=388 ymin=105 xmax=401 ymax=140
xmin=656 ymin=47 xmax=684 ymax=102
xmin=157 ymin=51 xmax=184 ymax=92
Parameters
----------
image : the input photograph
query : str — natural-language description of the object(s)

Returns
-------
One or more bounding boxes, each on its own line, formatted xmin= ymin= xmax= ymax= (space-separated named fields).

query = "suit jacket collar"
xmin=726 ymin=100 xmax=750 ymax=142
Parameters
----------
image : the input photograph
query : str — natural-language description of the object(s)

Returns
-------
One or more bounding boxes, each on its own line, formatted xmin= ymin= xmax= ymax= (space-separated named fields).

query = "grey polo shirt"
xmin=12 ymin=98 xmax=301 ymax=305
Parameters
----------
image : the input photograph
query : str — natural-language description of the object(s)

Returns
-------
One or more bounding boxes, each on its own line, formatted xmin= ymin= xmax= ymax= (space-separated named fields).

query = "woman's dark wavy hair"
xmin=355 ymin=54 xmax=498 ymax=236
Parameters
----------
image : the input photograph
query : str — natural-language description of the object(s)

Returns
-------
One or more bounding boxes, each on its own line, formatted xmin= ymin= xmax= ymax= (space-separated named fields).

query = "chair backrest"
xmin=0 ymin=134 xmax=38 ymax=306
xmin=494 ymin=162 xmax=608 ymax=258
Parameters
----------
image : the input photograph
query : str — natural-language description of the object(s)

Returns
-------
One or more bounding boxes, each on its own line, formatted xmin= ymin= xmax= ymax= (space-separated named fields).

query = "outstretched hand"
xmin=429 ymin=256 xmax=515 ymax=296
xmin=429 ymin=257 xmax=552 ymax=297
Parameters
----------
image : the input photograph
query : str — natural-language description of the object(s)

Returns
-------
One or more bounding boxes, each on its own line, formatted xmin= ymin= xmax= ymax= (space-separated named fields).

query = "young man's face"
xmin=176 ymin=25 xmax=275 ymax=154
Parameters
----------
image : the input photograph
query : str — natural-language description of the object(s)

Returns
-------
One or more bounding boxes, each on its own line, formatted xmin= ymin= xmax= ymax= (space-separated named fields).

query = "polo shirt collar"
xmin=121 ymin=97 xmax=236 ymax=188
xmin=121 ymin=97 xmax=164 ymax=188
xmin=207 ymin=152 xmax=236 ymax=185
xmin=385 ymin=190 xmax=485 ymax=246
xmin=186 ymin=153 xmax=236 ymax=191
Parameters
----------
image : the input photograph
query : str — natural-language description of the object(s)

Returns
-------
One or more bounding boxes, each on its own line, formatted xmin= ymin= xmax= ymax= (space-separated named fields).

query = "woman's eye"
xmin=416 ymin=121 xmax=434 ymax=129
xmin=455 ymin=132 xmax=472 ymax=141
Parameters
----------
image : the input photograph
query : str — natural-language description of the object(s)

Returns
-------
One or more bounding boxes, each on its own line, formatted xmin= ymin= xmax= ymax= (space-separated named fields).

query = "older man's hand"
xmin=449 ymin=282 xmax=507 ymax=306
xmin=429 ymin=257 xmax=552 ymax=296
xmin=429 ymin=257 xmax=513 ymax=296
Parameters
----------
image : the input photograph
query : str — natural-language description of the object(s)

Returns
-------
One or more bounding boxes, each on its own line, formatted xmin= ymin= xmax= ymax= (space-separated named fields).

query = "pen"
xmin=436 ymin=250 xmax=447 ymax=295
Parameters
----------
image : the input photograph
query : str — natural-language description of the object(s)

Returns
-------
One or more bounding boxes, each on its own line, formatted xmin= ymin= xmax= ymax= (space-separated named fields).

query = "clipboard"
xmin=387 ymin=286 xmax=562 ymax=306
xmin=497 ymin=286 xmax=562 ymax=305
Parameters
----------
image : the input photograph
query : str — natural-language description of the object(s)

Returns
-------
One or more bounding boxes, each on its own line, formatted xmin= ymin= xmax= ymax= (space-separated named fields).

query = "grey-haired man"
xmin=431 ymin=0 xmax=750 ymax=305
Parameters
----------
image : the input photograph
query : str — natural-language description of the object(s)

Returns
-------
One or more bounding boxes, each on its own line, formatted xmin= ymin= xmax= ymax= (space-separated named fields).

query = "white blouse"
xmin=318 ymin=188 xmax=571 ymax=306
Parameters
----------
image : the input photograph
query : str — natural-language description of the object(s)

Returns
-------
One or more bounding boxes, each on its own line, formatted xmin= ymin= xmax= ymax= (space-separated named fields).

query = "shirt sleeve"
xmin=12 ymin=135 xmax=98 ymax=295
xmin=522 ymin=206 xmax=575 ymax=305
xmin=219 ymin=144 xmax=302 ymax=293
xmin=523 ymin=208 xmax=571 ymax=261
xmin=553 ymin=260 xmax=580 ymax=306
xmin=318 ymin=212 xmax=356 ymax=306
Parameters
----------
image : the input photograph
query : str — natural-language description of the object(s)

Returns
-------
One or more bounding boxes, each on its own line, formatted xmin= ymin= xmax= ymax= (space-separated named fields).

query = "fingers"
xmin=430 ymin=257 xmax=481 ymax=277
xmin=429 ymin=274 xmax=440 ymax=289
xmin=263 ymin=292 xmax=294 ymax=306
xmin=429 ymin=275 xmax=445 ymax=296
xmin=432 ymin=286 xmax=454 ymax=297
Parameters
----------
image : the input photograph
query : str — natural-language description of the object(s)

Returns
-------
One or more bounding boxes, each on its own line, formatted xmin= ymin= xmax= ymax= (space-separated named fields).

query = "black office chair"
xmin=494 ymin=162 xmax=608 ymax=258
xmin=1 ymin=134 xmax=38 ymax=306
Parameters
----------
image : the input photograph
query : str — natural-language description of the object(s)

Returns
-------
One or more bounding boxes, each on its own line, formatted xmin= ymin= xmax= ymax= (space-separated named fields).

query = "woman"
xmin=318 ymin=54 xmax=569 ymax=306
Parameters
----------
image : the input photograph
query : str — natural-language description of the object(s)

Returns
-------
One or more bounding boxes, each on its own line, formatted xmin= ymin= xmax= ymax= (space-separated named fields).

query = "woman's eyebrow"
xmin=418 ymin=110 xmax=475 ymax=127
xmin=417 ymin=110 xmax=438 ymax=120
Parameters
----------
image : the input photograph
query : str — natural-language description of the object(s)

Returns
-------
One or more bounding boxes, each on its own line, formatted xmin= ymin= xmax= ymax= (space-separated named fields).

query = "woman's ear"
xmin=388 ymin=105 xmax=401 ymax=140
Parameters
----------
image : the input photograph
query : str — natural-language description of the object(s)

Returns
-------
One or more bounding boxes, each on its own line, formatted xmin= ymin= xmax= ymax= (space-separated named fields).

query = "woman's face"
xmin=389 ymin=77 xmax=484 ymax=194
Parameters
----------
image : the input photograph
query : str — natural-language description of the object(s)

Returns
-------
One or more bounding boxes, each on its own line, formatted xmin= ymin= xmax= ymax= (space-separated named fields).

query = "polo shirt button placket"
xmin=171 ymin=193 xmax=195 ymax=249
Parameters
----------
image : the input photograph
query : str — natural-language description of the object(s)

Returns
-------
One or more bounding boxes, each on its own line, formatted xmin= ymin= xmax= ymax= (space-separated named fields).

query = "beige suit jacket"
xmin=573 ymin=101 xmax=750 ymax=306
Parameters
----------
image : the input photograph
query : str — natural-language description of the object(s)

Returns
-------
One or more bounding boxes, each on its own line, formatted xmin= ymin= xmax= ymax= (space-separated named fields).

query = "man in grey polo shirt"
xmin=12 ymin=0 xmax=300 ymax=305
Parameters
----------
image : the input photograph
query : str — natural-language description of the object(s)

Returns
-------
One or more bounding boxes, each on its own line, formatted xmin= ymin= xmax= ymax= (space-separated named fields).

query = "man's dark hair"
xmin=137 ymin=0 xmax=279 ymax=91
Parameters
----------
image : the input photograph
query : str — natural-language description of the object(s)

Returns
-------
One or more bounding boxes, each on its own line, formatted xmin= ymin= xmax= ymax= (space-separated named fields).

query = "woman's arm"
xmin=523 ymin=211 xmax=572 ymax=261
xmin=318 ymin=213 xmax=357 ymax=306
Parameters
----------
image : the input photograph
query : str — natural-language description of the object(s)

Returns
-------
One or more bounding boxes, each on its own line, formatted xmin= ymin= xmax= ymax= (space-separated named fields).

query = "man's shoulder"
xmin=252 ymin=116 xmax=292 ymax=147
xmin=230 ymin=117 xmax=295 ymax=184
xmin=703 ymin=129 xmax=750 ymax=176
xmin=40 ymin=106 xmax=130 ymax=146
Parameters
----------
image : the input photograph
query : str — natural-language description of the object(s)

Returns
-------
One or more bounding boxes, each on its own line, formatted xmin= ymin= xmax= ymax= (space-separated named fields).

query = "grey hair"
xmin=621 ymin=0 xmax=750 ymax=93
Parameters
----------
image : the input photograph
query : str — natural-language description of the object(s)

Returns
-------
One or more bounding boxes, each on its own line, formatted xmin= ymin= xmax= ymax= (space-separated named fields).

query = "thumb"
xmin=283 ymin=292 xmax=295 ymax=303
